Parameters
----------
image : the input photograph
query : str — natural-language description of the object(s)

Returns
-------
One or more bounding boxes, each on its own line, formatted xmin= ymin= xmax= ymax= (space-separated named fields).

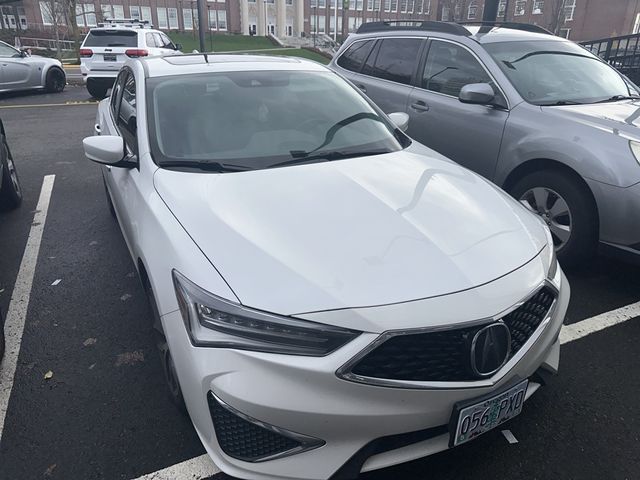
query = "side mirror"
xmin=388 ymin=112 xmax=409 ymax=132
xmin=175 ymin=43 xmax=182 ymax=51
xmin=83 ymin=135 xmax=133 ymax=167
xmin=19 ymin=49 xmax=29 ymax=58
xmin=459 ymin=83 xmax=497 ymax=106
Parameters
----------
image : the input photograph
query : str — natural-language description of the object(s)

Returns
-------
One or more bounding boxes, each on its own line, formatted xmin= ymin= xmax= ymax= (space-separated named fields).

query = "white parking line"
xmin=131 ymin=454 xmax=219 ymax=479
xmin=0 ymin=175 xmax=55 ymax=441
xmin=560 ymin=301 xmax=640 ymax=344
xmin=131 ymin=301 xmax=640 ymax=480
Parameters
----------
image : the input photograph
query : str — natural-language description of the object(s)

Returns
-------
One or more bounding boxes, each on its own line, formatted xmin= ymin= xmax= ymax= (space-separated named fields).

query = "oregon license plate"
xmin=103 ymin=54 xmax=117 ymax=62
xmin=451 ymin=379 xmax=528 ymax=447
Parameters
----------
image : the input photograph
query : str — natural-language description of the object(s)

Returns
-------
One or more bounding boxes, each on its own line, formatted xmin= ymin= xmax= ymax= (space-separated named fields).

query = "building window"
xmin=532 ymin=0 xmax=543 ymax=14
xmin=17 ymin=6 xmax=27 ymax=29
xmin=266 ymin=0 xmax=275 ymax=3
xmin=367 ymin=0 xmax=373 ymax=11
xmin=168 ymin=7 xmax=178 ymax=28
xmin=208 ymin=9 xmax=216 ymax=29
xmin=182 ymin=8 xmax=193 ymax=29
xmin=514 ymin=0 xmax=525 ymax=16
xmin=76 ymin=4 xmax=96 ymax=26
xmin=384 ymin=0 xmax=390 ymax=12
xmin=417 ymin=0 xmax=422 ymax=13
xmin=441 ymin=5 xmax=449 ymax=21
xmin=560 ymin=27 xmax=571 ymax=38
xmin=373 ymin=0 xmax=380 ymax=11
xmin=425 ymin=0 xmax=430 ymax=14
xmin=390 ymin=0 xmax=397 ymax=12
xmin=318 ymin=0 xmax=326 ymax=8
xmin=564 ymin=0 xmax=576 ymax=21
xmin=318 ymin=14 xmax=325 ymax=32
xmin=408 ymin=0 xmax=414 ymax=13
xmin=400 ymin=0 xmax=407 ymax=13
xmin=467 ymin=1 xmax=477 ymax=19
xmin=497 ymin=0 xmax=506 ymax=17
xmin=129 ymin=5 xmax=140 ymax=19
xmin=356 ymin=0 xmax=364 ymax=10
xmin=286 ymin=0 xmax=293 ymax=5
xmin=40 ymin=2 xmax=53 ymax=25
xmin=141 ymin=6 xmax=152 ymax=22
xmin=157 ymin=7 xmax=168 ymax=28
xmin=113 ymin=5 xmax=124 ymax=19
xmin=218 ymin=10 xmax=227 ymax=30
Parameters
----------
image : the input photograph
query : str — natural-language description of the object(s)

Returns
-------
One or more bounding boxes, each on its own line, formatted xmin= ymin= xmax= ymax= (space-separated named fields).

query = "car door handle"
xmin=94 ymin=124 xmax=101 ymax=135
xmin=356 ymin=84 xmax=367 ymax=93
xmin=410 ymin=101 xmax=429 ymax=112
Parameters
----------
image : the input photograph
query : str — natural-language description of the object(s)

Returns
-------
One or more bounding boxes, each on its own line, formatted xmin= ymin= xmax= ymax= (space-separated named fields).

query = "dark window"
xmin=110 ymin=71 xmax=127 ymax=118
xmin=117 ymin=73 xmax=137 ymax=155
xmin=337 ymin=40 xmax=374 ymax=72
xmin=83 ymin=29 xmax=137 ymax=47
xmin=366 ymin=38 xmax=422 ymax=85
xmin=422 ymin=40 xmax=491 ymax=97
xmin=145 ymin=32 xmax=157 ymax=47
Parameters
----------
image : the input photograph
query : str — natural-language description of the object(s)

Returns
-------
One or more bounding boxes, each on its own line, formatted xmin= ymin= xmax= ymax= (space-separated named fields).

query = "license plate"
xmin=103 ymin=54 xmax=117 ymax=62
xmin=451 ymin=379 xmax=528 ymax=447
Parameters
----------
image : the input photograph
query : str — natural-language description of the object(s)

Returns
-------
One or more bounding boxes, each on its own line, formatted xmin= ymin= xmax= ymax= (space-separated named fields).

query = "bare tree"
xmin=546 ymin=0 xmax=567 ymax=35
xmin=39 ymin=0 xmax=81 ymax=61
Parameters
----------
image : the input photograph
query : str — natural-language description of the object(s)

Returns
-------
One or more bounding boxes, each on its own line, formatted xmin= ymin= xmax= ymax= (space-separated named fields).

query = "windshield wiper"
xmin=158 ymin=160 xmax=251 ymax=172
xmin=269 ymin=149 xmax=390 ymax=169
xmin=593 ymin=95 xmax=640 ymax=103
xmin=538 ymin=100 xmax=586 ymax=106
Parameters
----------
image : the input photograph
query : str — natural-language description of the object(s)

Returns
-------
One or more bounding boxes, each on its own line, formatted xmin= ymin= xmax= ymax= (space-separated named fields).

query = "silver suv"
xmin=80 ymin=19 xmax=181 ymax=99
xmin=330 ymin=21 xmax=640 ymax=266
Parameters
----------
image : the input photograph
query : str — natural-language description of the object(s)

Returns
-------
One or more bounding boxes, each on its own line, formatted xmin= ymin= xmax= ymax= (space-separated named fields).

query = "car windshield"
xmin=146 ymin=70 xmax=407 ymax=171
xmin=83 ymin=30 xmax=138 ymax=47
xmin=484 ymin=40 xmax=639 ymax=106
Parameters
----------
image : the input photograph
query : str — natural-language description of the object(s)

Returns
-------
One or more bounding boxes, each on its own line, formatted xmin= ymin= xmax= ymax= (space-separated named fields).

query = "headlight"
xmin=172 ymin=270 xmax=360 ymax=356
xmin=629 ymin=140 xmax=640 ymax=164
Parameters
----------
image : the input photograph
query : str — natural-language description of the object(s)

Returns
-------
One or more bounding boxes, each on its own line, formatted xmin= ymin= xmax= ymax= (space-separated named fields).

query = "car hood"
xmin=154 ymin=150 xmax=546 ymax=316
xmin=541 ymin=99 xmax=640 ymax=140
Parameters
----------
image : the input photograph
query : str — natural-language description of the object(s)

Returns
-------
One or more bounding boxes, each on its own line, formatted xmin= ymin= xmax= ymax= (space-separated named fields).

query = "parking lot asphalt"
xmin=0 ymin=86 xmax=638 ymax=480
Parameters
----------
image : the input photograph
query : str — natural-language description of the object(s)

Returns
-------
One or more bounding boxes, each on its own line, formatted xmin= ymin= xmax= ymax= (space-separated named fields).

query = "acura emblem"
xmin=470 ymin=322 xmax=511 ymax=377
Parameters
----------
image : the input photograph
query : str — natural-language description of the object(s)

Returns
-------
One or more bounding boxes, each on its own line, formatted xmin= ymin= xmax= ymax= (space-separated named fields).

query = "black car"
xmin=0 ymin=119 xmax=20 ymax=360
xmin=0 ymin=120 xmax=21 ymax=211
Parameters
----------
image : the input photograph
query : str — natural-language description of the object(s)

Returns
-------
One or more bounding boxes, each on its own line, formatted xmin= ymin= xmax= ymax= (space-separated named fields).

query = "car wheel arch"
xmin=502 ymin=158 xmax=600 ymax=230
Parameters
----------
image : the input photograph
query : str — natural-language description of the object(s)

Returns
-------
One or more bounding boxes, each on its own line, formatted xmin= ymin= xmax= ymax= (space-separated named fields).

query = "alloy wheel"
xmin=519 ymin=187 xmax=572 ymax=250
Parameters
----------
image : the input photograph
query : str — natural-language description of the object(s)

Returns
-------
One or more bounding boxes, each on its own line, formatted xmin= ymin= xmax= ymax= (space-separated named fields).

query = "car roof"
xmin=139 ymin=54 xmax=329 ymax=77
xmin=349 ymin=23 xmax=567 ymax=46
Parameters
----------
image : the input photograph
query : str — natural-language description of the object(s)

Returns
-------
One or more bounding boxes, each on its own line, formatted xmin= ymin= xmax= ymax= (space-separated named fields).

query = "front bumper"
xmin=161 ymin=266 xmax=569 ymax=480
xmin=587 ymin=178 xmax=640 ymax=258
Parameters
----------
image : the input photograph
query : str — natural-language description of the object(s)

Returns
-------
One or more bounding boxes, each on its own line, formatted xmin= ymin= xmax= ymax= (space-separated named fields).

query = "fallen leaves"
xmin=83 ymin=338 xmax=97 ymax=347
xmin=43 ymin=370 xmax=53 ymax=380
xmin=115 ymin=350 xmax=145 ymax=367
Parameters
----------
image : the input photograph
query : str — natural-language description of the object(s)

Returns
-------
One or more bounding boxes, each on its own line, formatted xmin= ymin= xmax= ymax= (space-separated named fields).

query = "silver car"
xmin=331 ymin=21 xmax=640 ymax=266
xmin=0 ymin=40 xmax=66 ymax=94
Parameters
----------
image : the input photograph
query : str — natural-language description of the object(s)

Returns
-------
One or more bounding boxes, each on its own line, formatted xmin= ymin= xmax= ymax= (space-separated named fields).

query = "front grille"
xmin=349 ymin=286 xmax=556 ymax=383
xmin=208 ymin=392 xmax=300 ymax=462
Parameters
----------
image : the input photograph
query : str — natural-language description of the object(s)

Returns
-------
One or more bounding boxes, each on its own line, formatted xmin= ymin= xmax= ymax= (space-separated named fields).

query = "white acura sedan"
xmin=83 ymin=55 xmax=569 ymax=480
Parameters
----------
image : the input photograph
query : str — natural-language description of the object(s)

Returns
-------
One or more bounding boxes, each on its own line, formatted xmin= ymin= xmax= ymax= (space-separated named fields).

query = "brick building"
xmin=0 ymin=0 xmax=638 ymax=42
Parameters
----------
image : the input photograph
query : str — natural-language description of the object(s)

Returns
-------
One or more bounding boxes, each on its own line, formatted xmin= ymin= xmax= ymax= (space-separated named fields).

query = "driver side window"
xmin=422 ymin=41 xmax=492 ymax=97
xmin=117 ymin=73 xmax=138 ymax=156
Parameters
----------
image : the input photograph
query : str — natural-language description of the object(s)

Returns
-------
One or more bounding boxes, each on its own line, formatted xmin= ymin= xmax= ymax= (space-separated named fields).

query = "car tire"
xmin=143 ymin=276 xmax=187 ymax=414
xmin=45 ymin=67 xmax=66 ymax=93
xmin=0 ymin=139 xmax=22 ymax=211
xmin=87 ymin=83 xmax=108 ymax=100
xmin=510 ymin=169 xmax=598 ymax=268
xmin=103 ymin=177 xmax=116 ymax=219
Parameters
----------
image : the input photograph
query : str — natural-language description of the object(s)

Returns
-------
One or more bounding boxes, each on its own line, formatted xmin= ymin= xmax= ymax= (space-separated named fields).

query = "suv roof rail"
xmin=356 ymin=20 xmax=471 ymax=36
xmin=99 ymin=18 xmax=153 ymax=28
xmin=458 ymin=21 xmax=552 ymax=35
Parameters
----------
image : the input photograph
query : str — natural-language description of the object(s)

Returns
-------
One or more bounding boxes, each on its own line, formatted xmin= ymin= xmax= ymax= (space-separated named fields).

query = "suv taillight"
xmin=125 ymin=49 xmax=148 ymax=58
xmin=79 ymin=48 xmax=93 ymax=58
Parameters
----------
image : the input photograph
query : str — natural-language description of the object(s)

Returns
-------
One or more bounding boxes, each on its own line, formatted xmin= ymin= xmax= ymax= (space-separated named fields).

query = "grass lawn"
xmin=169 ymin=32 xmax=278 ymax=53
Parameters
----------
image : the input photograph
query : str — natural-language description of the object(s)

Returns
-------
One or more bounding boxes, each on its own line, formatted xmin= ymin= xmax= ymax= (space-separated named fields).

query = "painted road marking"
xmin=0 ymin=101 xmax=97 ymax=110
xmin=130 ymin=302 xmax=640 ymax=480
xmin=0 ymin=175 xmax=56 ymax=441
xmin=131 ymin=454 xmax=219 ymax=479
xmin=560 ymin=300 xmax=640 ymax=344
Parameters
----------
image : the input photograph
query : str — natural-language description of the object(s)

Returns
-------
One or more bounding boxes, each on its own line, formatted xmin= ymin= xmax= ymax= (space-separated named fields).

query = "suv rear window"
xmin=337 ymin=40 xmax=374 ymax=72
xmin=83 ymin=30 xmax=137 ymax=47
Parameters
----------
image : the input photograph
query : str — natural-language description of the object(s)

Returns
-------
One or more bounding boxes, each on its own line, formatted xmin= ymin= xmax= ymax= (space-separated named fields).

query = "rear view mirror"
xmin=83 ymin=136 xmax=127 ymax=165
xmin=459 ymin=83 xmax=496 ymax=106
xmin=388 ymin=112 xmax=409 ymax=132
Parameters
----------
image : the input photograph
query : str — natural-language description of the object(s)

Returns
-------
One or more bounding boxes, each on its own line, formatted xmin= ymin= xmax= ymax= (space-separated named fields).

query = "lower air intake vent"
xmin=208 ymin=392 xmax=324 ymax=462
